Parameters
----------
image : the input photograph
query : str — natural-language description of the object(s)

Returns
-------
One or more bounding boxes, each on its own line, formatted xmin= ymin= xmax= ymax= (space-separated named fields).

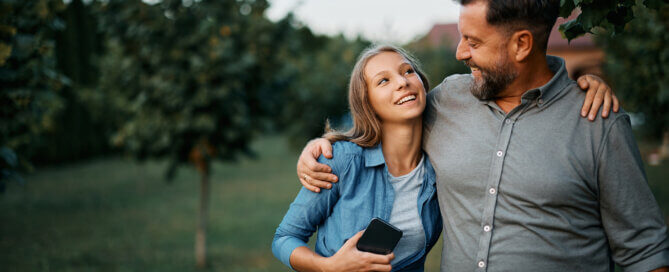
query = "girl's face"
xmin=364 ymin=51 xmax=426 ymax=124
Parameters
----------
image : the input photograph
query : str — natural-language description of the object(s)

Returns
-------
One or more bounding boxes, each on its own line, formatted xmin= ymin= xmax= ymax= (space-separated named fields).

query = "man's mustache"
xmin=463 ymin=60 xmax=480 ymax=70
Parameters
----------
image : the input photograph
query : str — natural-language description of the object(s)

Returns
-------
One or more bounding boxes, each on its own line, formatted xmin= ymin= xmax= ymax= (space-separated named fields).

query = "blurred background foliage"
xmin=559 ymin=0 xmax=669 ymax=156
xmin=0 ymin=0 xmax=69 ymax=191
xmin=0 ymin=0 xmax=469 ymax=181
xmin=0 ymin=0 xmax=667 ymax=270
xmin=597 ymin=2 xmax=669 ymax=146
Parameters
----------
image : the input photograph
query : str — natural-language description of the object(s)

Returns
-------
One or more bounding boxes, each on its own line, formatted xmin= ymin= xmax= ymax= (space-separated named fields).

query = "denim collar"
xmin=363 ymin=143 xmax=386 ymax=167
xmin=362 ymin=143 xmax=436 ymax=186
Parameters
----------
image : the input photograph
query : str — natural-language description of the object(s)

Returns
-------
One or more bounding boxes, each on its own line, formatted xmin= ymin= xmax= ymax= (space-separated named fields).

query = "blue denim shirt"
xmin=272 ymin=141 xmax=442 ymax=271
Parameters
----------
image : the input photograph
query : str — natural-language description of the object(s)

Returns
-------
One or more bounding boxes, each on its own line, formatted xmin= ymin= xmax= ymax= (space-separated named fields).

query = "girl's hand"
xmin=577 ymin=74 xmax=620 ymax=121
xmin=323 ymin=231 xmax=395 ymax=272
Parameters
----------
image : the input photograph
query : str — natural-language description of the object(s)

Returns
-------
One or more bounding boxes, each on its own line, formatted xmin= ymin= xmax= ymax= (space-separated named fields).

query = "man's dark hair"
xmin=458 ymin=0 xmax=560 ymax=52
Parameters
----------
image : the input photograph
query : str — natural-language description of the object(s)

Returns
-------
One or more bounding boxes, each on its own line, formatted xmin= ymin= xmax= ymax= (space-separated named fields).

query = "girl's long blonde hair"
xmin=324 ymin=45 xmax=429 ymax=147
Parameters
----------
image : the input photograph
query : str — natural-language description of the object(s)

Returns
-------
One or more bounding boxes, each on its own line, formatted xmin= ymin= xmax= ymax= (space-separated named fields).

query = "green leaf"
xmin=578 ymin=4 xmax=611 ymax=31
xmin=643 ymin=0 xmax=665 ymax=10
xmin=0 ymin=43 xmax=12 ymax=66
xmin=560 ymin=0 xmax=576 ymax=18
xmin=0 ymin=147 xmax=18 ymax=168
xmin=559 ymin=19 xmax=586 ymax=41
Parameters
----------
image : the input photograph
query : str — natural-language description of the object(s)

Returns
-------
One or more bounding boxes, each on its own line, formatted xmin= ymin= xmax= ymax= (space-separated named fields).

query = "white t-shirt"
xmin=387 ymin=155 xmax=426 ymax=266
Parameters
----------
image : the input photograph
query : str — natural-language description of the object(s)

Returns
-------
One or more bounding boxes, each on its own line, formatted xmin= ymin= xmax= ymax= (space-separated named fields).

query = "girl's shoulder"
xmin=332 ymin=141 xmax=364 ymax=156
xmin=317 ymin=141 xmax=364 ymax=174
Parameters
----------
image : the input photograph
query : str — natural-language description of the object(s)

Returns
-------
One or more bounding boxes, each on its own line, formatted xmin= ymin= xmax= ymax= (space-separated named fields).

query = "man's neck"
xmin=495 ymin=55 xmax=555 ymax=113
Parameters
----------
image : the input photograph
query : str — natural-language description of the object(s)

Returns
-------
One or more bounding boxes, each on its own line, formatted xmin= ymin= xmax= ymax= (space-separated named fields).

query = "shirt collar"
xmin=531 ymin=55 xmax=572 ymax=108
xmin=363 ymin=143 xmax=386 ymax=167
xmin=476 ymin=55 xmax=572 ymax=108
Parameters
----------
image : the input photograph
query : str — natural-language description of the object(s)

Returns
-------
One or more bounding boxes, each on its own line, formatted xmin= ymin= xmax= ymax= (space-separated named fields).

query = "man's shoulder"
xmin=442 ymin=73 xmax=474 ymax=85
xmin=552 ymin=87 xmax=633 ymax=150
xmin=427 ymin=73 xmax=478 ymax=111
xmin=430 ymin=73 xmax=473 ymax=99
xmin=558 ymin=84 xmax=632 ymax=128
xmin=601 ymin=110 xmax=632 ymax=134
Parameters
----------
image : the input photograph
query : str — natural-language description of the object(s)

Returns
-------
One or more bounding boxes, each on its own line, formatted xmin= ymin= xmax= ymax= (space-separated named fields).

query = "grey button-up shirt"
xmin=423 ymin=56 xmax=669 ymax=271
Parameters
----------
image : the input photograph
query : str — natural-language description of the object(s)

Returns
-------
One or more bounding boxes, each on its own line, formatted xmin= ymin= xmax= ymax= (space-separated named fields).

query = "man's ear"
xmin=509 ymin=30 xmax=533 ymax=62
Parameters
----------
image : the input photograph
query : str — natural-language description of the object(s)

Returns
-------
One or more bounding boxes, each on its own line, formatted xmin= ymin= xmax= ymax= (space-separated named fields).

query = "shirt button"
xmin=489 ymin=188 xmax=497 ymax=195
xmin=496 ymin=151 xmax=503 ymax=157
xmin=505 ymin=119 xmax=511 ymax=124
xmin=483 ymin=225 xmax=492 ymax=232
xmin=478 ymin=261 xmax=486 ymax=268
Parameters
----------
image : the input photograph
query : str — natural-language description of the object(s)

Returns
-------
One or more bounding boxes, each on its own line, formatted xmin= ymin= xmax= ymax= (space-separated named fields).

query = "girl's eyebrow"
xmin=371 ymin=70 xmax=388 ymax=79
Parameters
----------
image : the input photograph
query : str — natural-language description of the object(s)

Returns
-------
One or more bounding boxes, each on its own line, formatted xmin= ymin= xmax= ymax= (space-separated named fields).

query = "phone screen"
xmin=356 ymin=218 xmax=403 ymax=254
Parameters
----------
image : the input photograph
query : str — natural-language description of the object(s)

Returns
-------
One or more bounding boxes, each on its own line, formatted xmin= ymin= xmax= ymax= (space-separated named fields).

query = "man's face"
xmin=456 ymin=1 xmax=518 ymax=100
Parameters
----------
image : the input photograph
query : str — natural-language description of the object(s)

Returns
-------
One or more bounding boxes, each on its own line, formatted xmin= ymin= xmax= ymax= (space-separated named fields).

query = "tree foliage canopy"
xmin=96 ymin=0 xmax=295 ymax=177
xmin=0 ymin=0 xmax=69 ymax=190
xmin=558 ymin=0 xmax=664 ymax=40
xmin=276 ymin=29 xmax=369 ymax=147
xmin=597 ymin=2 xmax=669 ymax=137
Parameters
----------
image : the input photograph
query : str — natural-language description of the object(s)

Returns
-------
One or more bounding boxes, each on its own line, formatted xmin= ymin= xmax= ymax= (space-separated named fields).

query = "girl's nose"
xmin=396 ymin=75 xmax=409 ymax=90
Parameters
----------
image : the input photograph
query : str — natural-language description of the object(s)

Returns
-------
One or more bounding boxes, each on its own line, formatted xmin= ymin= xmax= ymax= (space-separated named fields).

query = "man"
xmin=297 ymin=0 xmax=669 ymax=271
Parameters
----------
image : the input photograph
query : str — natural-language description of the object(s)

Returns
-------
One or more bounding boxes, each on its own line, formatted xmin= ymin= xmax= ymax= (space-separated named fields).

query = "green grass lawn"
xmin=1 ymin=136 xmax=667 ymax=271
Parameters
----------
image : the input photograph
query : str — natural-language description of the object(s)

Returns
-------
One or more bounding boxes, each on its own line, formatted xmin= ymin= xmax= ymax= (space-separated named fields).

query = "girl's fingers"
xmin=602 ymin=90 xmax=612 ymax=118
xmin=588 ymin=84 xmax=606 ymax=121
xmin=613 ymin=94 xmax=620 ymax=112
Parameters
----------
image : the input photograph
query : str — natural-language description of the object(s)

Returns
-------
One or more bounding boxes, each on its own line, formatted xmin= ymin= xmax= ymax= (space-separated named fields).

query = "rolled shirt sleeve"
xmin=271 ymin=153 xmax=351 ymax=269
xmin=271 ymin=186 xmax=338 ymax=268
xmin=597 ymin=115 xmax=669 ymax=271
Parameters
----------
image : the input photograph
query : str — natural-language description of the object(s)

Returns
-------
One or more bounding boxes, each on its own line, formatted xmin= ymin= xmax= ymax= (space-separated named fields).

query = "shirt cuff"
xmin=272 ymin=235 xmax=308 ymax=270
xmin=623 ymin=249 xmax=669 ymax=272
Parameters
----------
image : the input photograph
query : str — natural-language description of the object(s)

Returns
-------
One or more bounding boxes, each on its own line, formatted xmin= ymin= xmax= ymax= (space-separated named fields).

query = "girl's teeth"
xmin=397 ymin=95 xmax=416 ymax=105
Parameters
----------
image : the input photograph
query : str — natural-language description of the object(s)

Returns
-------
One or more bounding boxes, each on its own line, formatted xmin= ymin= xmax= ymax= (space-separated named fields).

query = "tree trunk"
xmin=660 ymin=131 xmax=669 ymax=160
xmin=195 ymin=167 xmax=210 ymax=269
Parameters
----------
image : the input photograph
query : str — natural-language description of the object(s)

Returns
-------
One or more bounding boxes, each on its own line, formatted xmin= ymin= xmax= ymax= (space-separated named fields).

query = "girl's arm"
xmin=272 ymin=154 xmax=393 ymax=271
xmin=289 ymin=231 xmax=393 ymax=272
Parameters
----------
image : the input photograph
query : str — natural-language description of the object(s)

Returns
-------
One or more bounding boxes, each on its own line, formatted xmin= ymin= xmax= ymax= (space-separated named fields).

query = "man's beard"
xmin=464 ymin=57 xmax=518 ymax=101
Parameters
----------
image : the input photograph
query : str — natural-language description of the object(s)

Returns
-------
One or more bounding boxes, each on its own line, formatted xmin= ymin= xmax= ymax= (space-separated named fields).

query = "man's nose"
xmin=455 ymin=38 xmax=470 ymax=61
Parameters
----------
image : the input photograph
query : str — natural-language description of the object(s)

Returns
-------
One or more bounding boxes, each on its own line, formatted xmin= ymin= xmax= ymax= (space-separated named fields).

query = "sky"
xmin=265 ymin=0 xmax=461 ymax=44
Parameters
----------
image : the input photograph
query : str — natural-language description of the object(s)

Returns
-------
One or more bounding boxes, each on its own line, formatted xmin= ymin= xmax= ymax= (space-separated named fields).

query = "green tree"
xmin=558 ymin=0 xmax=663 ymax=40
xmin=0 ymin=0 xmax=68 ymax=191
xmin=405 ymin=43 xmax=469 ymax=91
xmin=597 ymin=3 xmax=669 ymax=158
xmin=95 ymin=0 xmax=293 ymax=267
xmin=277 ymin=27 xmax=369 ymax=147
xmin=559 ymin=0 xmax=668 ymax=158
xmin=32 ymin=0 xmax=114 ymax=165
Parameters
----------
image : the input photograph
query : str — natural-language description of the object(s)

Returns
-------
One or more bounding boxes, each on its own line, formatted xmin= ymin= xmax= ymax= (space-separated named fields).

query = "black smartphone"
xmin=356 ymin=218 xmax=403 ymax=255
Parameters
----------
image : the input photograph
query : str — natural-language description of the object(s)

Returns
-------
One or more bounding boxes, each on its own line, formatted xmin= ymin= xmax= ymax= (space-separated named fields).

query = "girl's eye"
xmin=405 ymin=68 xmax=415 ymax=75
xmin=378 ymin=78 xmax=388 ymax=85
